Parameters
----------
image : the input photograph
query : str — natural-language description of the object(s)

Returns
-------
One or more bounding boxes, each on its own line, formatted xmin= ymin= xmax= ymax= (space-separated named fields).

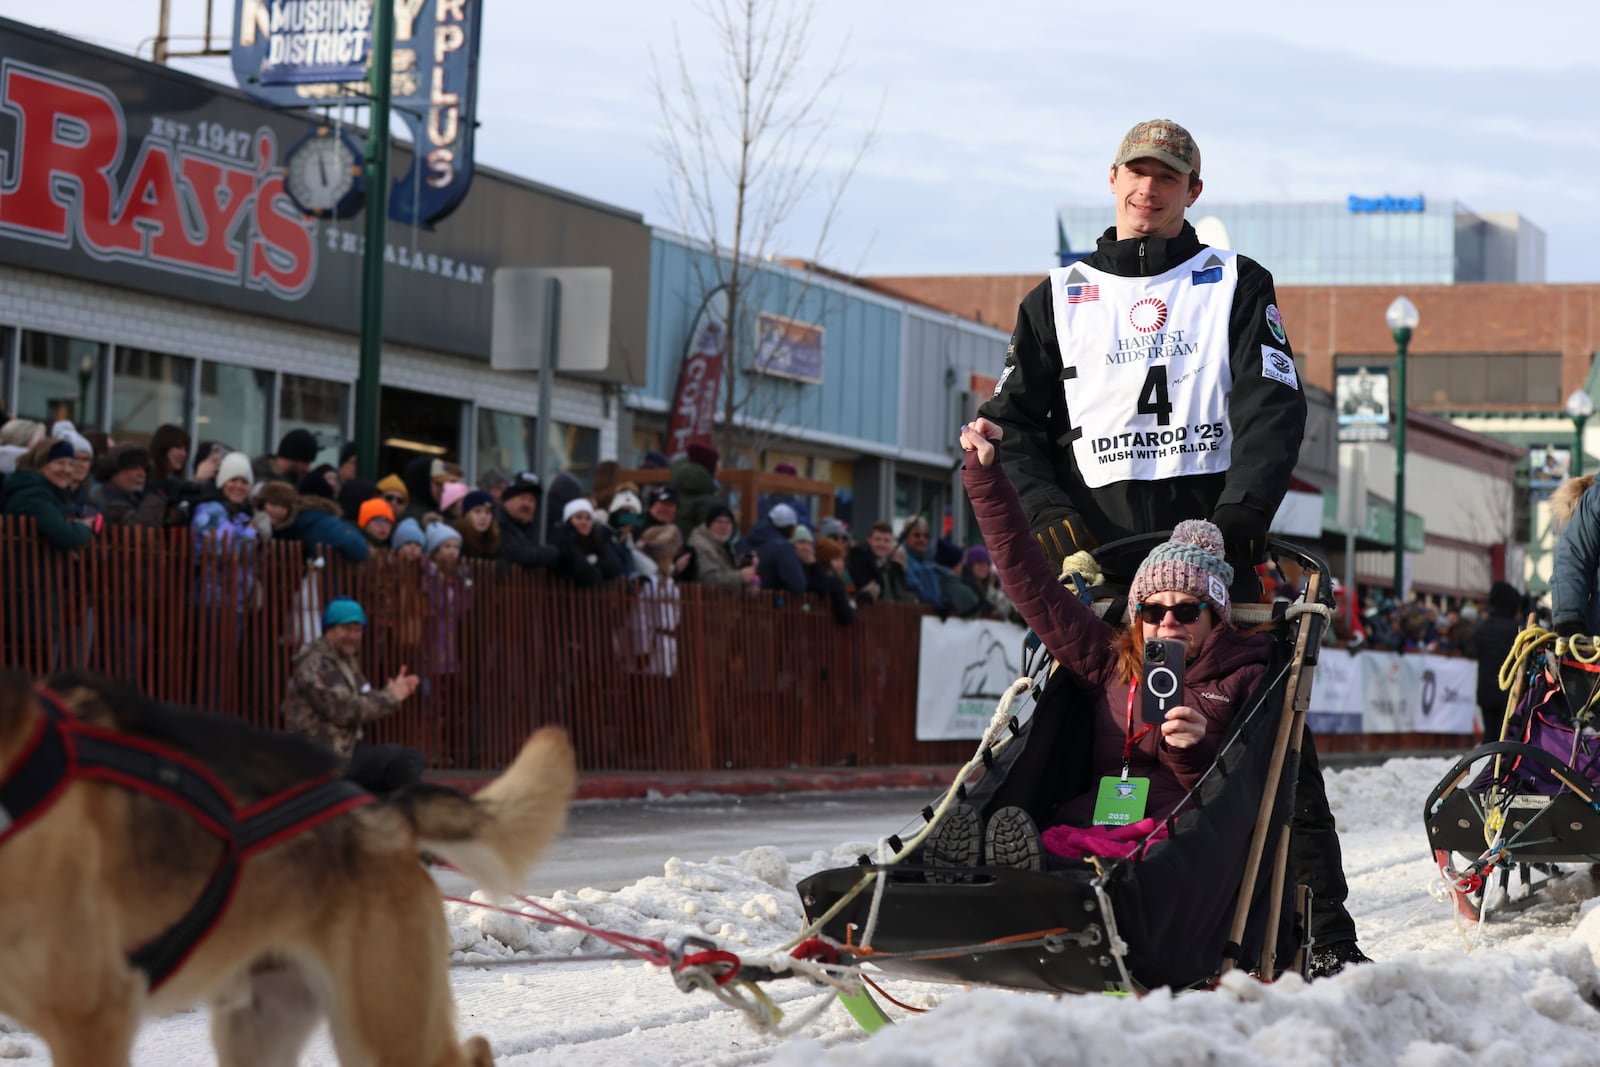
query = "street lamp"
xmin=1567 ymin=388 xmax=1594 ymax=477
xmin=1386 ymin=296 xmax=1419 ymax=602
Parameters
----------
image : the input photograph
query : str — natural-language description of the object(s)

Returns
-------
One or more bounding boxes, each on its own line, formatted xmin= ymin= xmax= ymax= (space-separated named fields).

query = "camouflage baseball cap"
xmin=1113 ymin=119 xmax=1200 ymax=177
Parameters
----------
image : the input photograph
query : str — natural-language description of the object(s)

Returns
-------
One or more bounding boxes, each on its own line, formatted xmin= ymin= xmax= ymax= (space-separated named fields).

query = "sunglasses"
xmin=382 ymin=493 xmax=406 ymax=506
xmin=1135 ymin=602 xmax=1206 ymax=625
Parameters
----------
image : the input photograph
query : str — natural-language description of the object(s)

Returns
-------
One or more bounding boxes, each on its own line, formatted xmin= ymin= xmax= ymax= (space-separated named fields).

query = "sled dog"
xmin=0 ymin=671 xmax=575 ymax=1066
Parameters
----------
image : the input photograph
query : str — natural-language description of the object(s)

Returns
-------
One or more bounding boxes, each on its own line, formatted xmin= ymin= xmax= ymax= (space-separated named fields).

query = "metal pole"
xmin=1576 ymin=415 xmax=1589 ymax=478
xmin=155 ymin=0 xmax=172 ymax=64
xmin=533 ymin=276 xmax=560 ymax=546
xmin=355 ymin=1 xmax=395 ymax=482
xmin=1392 ymin=328 xmax=1411 ymax=602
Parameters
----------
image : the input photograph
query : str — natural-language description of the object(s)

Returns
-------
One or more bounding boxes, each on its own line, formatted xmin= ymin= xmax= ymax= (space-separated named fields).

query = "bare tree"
xmin=653 ymin=0 xmax=876 ymax=460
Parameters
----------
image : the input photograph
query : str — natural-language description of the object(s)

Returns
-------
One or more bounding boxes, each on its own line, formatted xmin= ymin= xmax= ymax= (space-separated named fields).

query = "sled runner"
xmin=797 ymin=536 xmax=1333 ymax=1000
xmin=1425 ymin=628 xmax=1600 ymax=923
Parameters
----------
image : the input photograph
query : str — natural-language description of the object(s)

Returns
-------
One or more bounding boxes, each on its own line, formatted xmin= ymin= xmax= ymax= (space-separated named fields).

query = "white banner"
xmin=1305 ymin=650 xmax=1478 ymax=735
xmin=914 ymin=635 xmax=1480 ymax=741
xmin=1306 ymin=647 xmax=1362 ymax=733
xmin=1359 ymin=651 xmax=1408 ymax=733
xmin=1408 ymin=654 xmax=1479 ymax=734
xmin=914 ymin=617 xmax=1032 ymax=741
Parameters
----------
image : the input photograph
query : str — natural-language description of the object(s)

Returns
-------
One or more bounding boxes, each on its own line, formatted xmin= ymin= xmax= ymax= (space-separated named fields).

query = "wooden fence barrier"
xmin=0 ymin=518 xmax=974 ymax=771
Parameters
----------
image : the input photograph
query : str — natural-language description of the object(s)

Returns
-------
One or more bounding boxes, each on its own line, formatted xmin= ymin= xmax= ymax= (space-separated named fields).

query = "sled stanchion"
xmin=1222 ymin=569 xmax=1323 ymax=976
xmin=1263 ymin=825 xmax=1292 ymax=978
xmin=1290 ymin=884 xmax=1312 ymax=978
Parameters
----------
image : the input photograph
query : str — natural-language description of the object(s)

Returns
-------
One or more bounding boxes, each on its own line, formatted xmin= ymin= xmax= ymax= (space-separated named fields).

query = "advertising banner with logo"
xmin=753 ymin=312 xmax=825 ymax=384
xmin=1407 ymin=654 xmax=1478 ymax=734
xmin=0 ymin=19 xmax=648 ymax=372
xmin=231 ymin=0 xmax=483 ymax=225
xmin=1306 ymin=650 xmax=1477 ymax=735
xmin=1336 ymin=366 xmax=1391 ymax=442
xmin=1529 ymin=445 xmax=1572 ymax=489
xmin=665 ymin=287 xmax=728 ymax=456
xmin=915 ymin=617 xmax=1031 ymax=741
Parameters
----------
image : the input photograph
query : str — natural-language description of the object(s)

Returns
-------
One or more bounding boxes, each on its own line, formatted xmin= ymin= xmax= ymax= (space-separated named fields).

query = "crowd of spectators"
xmin=0 ymin=418 xmax=1022 ymax=656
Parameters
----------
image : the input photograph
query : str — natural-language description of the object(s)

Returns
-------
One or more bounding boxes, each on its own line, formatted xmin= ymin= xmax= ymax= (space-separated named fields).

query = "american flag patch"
xmin=1065 ymin=284 xmax=1099 ymax=304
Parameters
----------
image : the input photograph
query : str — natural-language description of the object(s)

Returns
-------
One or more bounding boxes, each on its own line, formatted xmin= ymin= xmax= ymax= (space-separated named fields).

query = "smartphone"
xmin=1141 ymin=639 xmax=1187 ymax=725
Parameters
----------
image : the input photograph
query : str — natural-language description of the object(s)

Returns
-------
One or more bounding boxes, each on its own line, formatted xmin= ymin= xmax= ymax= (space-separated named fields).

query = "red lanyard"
xmin=1122 ymin=680 xmax=1155 ymax=767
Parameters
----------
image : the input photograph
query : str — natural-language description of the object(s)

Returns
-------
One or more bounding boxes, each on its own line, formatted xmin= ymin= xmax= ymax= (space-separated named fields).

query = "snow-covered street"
xmin=9 ymin=756 xmax=1600 ymax=1065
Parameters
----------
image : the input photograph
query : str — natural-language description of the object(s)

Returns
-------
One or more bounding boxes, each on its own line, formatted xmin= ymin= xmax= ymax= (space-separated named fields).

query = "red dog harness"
xmin=0 ymin=687 xmax=374 ymax=990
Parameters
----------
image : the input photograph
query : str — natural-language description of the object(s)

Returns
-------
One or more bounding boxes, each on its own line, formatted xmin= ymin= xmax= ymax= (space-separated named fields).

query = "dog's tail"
xmin=402 ymin=726 xmax=577 ymax=898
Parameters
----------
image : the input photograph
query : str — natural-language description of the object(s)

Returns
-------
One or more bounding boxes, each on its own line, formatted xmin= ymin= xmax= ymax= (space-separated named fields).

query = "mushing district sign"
xmin=246 ymin=0 xmax=373 ymax=85
xmin=232 ymin=0 xmax=483 ymax=226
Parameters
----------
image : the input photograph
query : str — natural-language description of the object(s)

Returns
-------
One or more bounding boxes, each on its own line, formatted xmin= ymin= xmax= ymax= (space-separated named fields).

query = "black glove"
xmin=1211 ymin=504 xmax=1268 ymax=567
xmin=1033 ymin=514 xmax=1097 ymax=577
xmin=1555 ymin=620 xmax=1585 ymax=638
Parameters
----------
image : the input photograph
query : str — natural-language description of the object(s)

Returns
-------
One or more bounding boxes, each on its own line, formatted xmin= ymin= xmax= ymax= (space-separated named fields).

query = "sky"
xmin=4 ymin=1 xmax=1594 ymax=283
xmin=10 ymin=756 xmax=1600 ymax=1063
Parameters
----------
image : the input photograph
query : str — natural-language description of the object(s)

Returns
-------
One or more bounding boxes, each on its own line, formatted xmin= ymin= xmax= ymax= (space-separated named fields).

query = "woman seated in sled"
xmin=951 ymin=417 xmax=1273 ymax=865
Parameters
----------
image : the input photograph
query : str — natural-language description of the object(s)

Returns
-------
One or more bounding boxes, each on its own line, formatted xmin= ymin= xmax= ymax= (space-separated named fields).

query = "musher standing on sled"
xmin=978 ymin=118 xmax=1369 ymax=977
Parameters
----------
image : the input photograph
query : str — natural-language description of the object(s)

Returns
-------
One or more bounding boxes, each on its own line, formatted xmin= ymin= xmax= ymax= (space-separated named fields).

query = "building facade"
xmin=0 ymin=18 xmax=649 ymax=487
xmin=635 ymin=233 xmax=1009 ymax=536
xmin=0 ymin=19 xmax=1015 ymax=547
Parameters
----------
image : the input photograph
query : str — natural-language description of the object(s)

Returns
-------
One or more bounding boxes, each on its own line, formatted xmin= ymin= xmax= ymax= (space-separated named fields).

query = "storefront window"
xmin=16 ymin=331 xmax=102 ymax=427
xmin=549 ymin=421 xmax=600 ymax=485
xmin=631 ymin=427 xmax=666 ymax=467
xmin=479 ymin=408 xmax=600 ymax=487
xmin=477 ymin=408 xmax=534 ymax=481
xmin=197 ymin=363 xmax=273 ymax=459
xmin=111 ymin=347 xmax=193 ymax=445
xmin=893 ymin=472 xmax=949 ymax=540
xmin=762 ymin=449 xmax=810 ymax=477
xmin=280 ymin=374 xmax=348 ymax=468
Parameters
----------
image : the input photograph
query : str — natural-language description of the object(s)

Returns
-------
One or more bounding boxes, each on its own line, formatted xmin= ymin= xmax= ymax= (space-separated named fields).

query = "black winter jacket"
xmin=978 ymin=222 xmax=1305 ymax=569
xmin=497 ymin=506 xmax=561 ymax=570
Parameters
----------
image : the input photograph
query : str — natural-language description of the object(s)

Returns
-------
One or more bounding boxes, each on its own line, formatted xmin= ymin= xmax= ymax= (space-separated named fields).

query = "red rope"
xmin=680 ymin=949 xmax=742 ymax=986
xmin=442 ymin=871 xmax=864 ymax=991
xmin=441 ymin=894 xmax=674 ymax=968
xmin=862 ymin=974 xmax=927 ymax=1013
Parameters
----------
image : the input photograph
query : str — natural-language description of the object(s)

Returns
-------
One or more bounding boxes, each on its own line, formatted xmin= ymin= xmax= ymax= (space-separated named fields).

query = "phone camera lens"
xmin=1148 ymin=643 xmax=1164 ymax=663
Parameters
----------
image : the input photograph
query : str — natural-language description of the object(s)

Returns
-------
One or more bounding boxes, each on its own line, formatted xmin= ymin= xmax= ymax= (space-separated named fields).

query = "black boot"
xmin=1307 ymin=938 xmax=1372 ymax=979
xmin=984 ymin=806 xmax=1043 ymax=871
xmin=924 ymin=802 xmax=982 ymax=883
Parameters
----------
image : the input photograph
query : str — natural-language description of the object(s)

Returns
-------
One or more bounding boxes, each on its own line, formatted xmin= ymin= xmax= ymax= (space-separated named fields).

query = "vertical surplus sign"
xmin=231 ymin=0 xmax=482 ymax=225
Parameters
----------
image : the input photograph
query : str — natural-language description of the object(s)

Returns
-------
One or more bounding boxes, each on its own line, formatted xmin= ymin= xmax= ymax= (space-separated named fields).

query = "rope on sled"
xmin=439 ymin=672 xmax=1049 ymax=1035
xmin=781 ymin=673 xmax=1038 ymax=955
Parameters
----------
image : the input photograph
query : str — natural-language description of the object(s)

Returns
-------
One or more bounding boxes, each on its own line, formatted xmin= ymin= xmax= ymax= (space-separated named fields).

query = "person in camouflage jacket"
xmin=281 ymin=597 xmax=423 ymax=793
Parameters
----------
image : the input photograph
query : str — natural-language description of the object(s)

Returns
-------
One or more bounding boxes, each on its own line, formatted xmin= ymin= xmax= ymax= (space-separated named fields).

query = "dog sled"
xmin=1425 ymin=628 xmax=1600 ymax=923
xmin=795 ymin=536 xmax=1335 ymax=1014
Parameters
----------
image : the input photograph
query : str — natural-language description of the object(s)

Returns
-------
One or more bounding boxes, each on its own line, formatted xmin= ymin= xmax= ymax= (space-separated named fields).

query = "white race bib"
xmin=1049 ymin=250 xmax=1237 ymax=489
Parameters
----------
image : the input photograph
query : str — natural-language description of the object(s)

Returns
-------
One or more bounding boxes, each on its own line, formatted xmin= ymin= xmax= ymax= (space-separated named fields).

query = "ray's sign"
xmin=232 ymin=0 xmax=481 ymax=225
xmin=0 ymin=60 xmax=317 ymax=298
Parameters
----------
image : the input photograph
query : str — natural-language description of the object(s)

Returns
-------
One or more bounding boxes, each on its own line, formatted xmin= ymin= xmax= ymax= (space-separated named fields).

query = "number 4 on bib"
xmin=1137 ymin=365 xmax=1173 ymax=426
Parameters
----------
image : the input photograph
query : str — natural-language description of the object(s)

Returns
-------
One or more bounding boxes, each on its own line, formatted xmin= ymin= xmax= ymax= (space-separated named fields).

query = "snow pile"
xmin=774 ymin=943 xmax=1600 ymax=1066
xmin=447 ymin=842 xmax=878 ymax=964
xmin=13 ymin=757 xmax=1600 ymax=1064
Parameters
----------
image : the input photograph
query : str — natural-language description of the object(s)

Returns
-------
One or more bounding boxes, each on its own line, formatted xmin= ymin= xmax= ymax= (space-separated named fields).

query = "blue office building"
xmin=1057 ymin=197 xmax=1545 ymax=285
